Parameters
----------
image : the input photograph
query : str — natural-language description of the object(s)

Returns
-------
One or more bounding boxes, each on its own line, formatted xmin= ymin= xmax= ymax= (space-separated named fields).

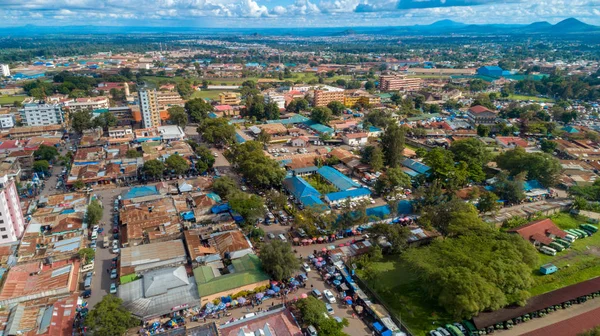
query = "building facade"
xmin=0 ymin=64 xmax=10 ymax=77
xmin=219 ymin=92 xmax=241 ymax=105
xmin=138 ymin=89 xmax=161 ymax=128
xmin=65 ymin=97 xmax=109 ymax=112
xmin=0 ymin=175 xmax=25 ymax=244
xmin=18 ymin=103 xmax=64 ymax=126
xmin=313 ymin=90 xmax=345 ymax=107
xmin=0 ymin=114 xmax=15 ymax=129
xmin=467 ymin=105 xmax=498 ymax=126
xmin=379 ymin=75 xmax=423 ymax=91
xmin=265 ymin=93 xmax=286 ymax=109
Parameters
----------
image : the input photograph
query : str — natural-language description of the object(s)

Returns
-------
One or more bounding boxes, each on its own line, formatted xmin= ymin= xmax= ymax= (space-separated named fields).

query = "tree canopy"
xmin=86 ymin=199 xmax=103 ymax=226
xmin=228 ymin=191 xmax=265 ymax=224
xmin=227 ymin=141 xmax=285 ymax=189
xmin=33 ymin=160 xmax=50 ymax=173
xmin=258 ymin=240 xmax=300 ymax=281
xmin=70 ymin=110 xmax=94 ymax=134
xmin=84 ymin=295 xmax=138 ymax=336
xmin=198 ymin=118 xmax=236 ymax=146
xmin=165 ymin=155 xmax=190 ymax=175
xmin=212 ymin=176 xmax=238 ymax=198
xmin=449 ymin=138 xmax=490 ymax=182
xmin=374 ymin=167 xmax=411 ymax=195
xmin=143 ymin=159 xmax=165 ymax=179
xmin=185 ymin=98 xmax=214 ymax=122
xmin=327 ymin=101 xmax=346 ymax=115
xmin=34 ymin=144 xmax=59 ymax=161
xmin=311 ymin=106 xmax=333 ymax=125
xmin=380 ymin=123 xmax=405 ymax=168
xmin=495 ymin=147 xmax=562 ymax=187
xmin=167 ymin=105 xmax=188 ymax=128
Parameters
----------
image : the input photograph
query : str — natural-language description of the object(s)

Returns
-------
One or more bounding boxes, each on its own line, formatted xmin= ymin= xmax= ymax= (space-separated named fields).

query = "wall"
xmin=200 ymin=279 xmax=270 ymax=306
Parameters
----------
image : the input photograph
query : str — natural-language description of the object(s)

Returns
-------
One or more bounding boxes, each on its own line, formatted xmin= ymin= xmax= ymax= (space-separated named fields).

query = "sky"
xmin=0 ymin=0 xmax=599 ymax=28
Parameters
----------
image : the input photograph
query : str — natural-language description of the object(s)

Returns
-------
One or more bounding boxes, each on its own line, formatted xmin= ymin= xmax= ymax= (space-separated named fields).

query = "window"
xmin=1 ymin=235 xmax=7 ymax=239
xmin=0 ymin=220 xmax=3 ymax=225
xmin=0 ymin=227 xmax=4 ymax=231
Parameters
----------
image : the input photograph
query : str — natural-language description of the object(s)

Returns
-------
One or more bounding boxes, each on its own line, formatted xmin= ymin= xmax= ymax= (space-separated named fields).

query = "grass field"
xmin=528 ymin=212 xmax=600 ymax=296
xmin=0 ymin=95 xmax=26 ymax=105
xmin=507 ymin=94 xmax=554 ymax=102
xmin=357 ymin=257 xmax=453 ymax=336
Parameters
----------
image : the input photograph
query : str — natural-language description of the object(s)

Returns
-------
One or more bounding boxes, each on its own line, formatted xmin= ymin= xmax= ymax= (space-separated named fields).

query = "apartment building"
xmin=108 ymin=126 xmax=133 ymax=138
xmin=467 ymin=105 xmax=498 ymax=126
xmin=379 ymin=75 xmax=423 ymax=91
xmin=156 ymin=91 xmax=184 ymax=108
xmin=219 ymin=92 xmax=241 ymax=105
xmin=0 ymin=114 xmax=15 ymax=129
xmin=0 ymin=175 xmax=25 ymax=244
xmin=265 ymin=92 xmax=286 ymax=109
xmin=313 ymin=89 xmax=345 ymax=107
xmin=138 ymin=89 xmax=161 ymax=128
xmin=18 ymin=103 xmax=64 ymax=126
xmin=344 ymin=89 xmax=381 ymax=107
xmin=65 ymin=96 xmax=109 ymax=112
xmin=0 ymin=64 xmax=10 ymax=77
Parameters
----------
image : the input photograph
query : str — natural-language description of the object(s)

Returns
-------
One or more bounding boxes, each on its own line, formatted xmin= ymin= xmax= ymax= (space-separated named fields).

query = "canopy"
xmin=301 ymin=293 xmax=308 ymax=299
xmin=322 ymin=248 xmax=327 ymax=252
xmin=237 ymin=297 xmax=247 ymax=304
xmin=267 ymin=290 xmax=275 ymax=295
xmin=346 ymin=299 xmax=353 ymax=305
xmin=373 ymin=322 xmax=384 ymax=332
xmin=255 ymin=293 xmax=264 ymax=299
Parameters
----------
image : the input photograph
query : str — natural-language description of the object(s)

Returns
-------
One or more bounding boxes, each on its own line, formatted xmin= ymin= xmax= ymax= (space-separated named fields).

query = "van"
xmin=307 ymin=325 xmax=318 ymax=336
xmin=540 ymin=246 xmax=557 ymax=256
xmin=81 ymin=262 xmax=94 ymax=273
xmin=90 ymin=230 xmax=98 ymax=240
xmin=84 ymin=272 xmax=93 ymax=290
xmin=278 ymin=234 xmax=287 ymax=242
xmin=312 ymin=289 xmax=322 ymax=299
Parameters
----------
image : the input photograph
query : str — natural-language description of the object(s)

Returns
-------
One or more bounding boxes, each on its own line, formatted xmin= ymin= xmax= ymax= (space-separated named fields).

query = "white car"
xmin=302 ymin=263 xmax=311 ymax=272
xmin=323 ymin=289 xmax=336 ymax=304
xmin=213 ymin=153 xmax=218 ymax=157
xmin=325 ymin=303 xmax=334 ymax=315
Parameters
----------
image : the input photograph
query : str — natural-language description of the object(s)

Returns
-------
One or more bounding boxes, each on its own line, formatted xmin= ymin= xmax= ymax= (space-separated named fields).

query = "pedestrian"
xmin=203 ymin=317 xmax=206 ymax=323
xmin=106 ymin=269 xmax=109 ymax=274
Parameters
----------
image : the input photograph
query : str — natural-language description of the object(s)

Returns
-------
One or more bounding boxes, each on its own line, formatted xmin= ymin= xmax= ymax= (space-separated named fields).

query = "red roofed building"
xmin=219 ymin=306 xmax=302 ymax=336
xmin=496 ymin=136 xmax=529 ymax=149
xmin=508 ymin=218 xmax=567 ymax=247
xmin=467 ymin=105 xmax=497 ymax=126
xmin=213 ymin=105 xmax=238 ymax=117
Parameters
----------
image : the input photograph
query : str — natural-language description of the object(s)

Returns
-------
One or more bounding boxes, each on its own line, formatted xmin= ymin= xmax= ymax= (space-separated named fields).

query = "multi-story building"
xmin=108 ymin=126 xmax=133 ymax=138
xmin=265 ymin=92 xmax=286 ymax=109
xmin=0 ymin=175 xmax=25 ymax=244
xmin=467 ymin=105 xmax=498 ymax=126
xmin=138 ymin=89 xmax=161 ymax=128
xmin=344 ymin=89 xmax=381 ymax=107
xmin=379 ymin=75 xmax=423 ymax=92
xmin=18 ymin=103 xmax=64 ymax=126
xmin=64 ymin=96 xmax=109 ymax=112
xmin=313 ymin=89 xmax=345 ymax=107
xmin=0 ymin=64 xmax=10 ymax=77
xmin=156 ymin=91 xmax=184 ymax=108
xmin=219 ymin=92 xmax=241 ymax=105
xmin=0 ymin=114 xmax=15 ymax=129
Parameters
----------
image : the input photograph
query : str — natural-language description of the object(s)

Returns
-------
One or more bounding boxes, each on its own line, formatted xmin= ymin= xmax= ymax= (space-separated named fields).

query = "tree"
xmin=381 ymin=123 xmax=405 ymax=168
xmin=92 ymin=113 xmax=117 ymax=132
xmin=420 ymin=198 xmax=490 ymax=237
xmin=579 ymin=326 xmax=600 ymax=336
xmin=311 ymin=106 xmax=332 ymax=125
xmin=477 ymin=191 xmax=501 ymax=213
xmin=70 ymin=110 xmax=94 ymax=134
xmin=364 ymin=110 xmax=391 ymax=128
xmin=33 ymin=160 xmax=50 ymax=173
xmin=375 ymin=167 xmax=411 ymax=195
xmin=264 ymin=102 xmax=280 ymax=120
xmin=185 ymin=98 xmax=214 ymax=122
xmin=296 ymin=296 xmax=327 ymax=326
xmin=286 ymin=98 xmax=309 ymax=113
xmin=424 ymin=148 xmax=456 ymax=181
xmin=318 ymin=316 xmax=349 ymax=336
xmin=327 ymin=101 xmax=345 ymax=115
xmin=176 ymin=80 xmax=194 ymax=99
xmin=403 ymin=231 xmax=538 ymax=319
xmin=198 ymin=118 xmax=236 ymax=146
xmin=86 ymin=199 xmax=103 ymax=226
xmin=226 ymin=141 xmax=286 ymax=189
xmin=78 ymin=248 xmax=95 ymax=264
xmin=73 ymin=179 xmax=85 ymax=190
xmin=477 ymin=124 xmax=490 ymax=137
xmin=228 ymin=191 xmax=265 ymax=224
xmin=540 ymin=139 xmax=557 ymax=154
xmin=495 ymin=147 xmax=562 ymax=187
xmin=369 ymin=223 xmax=411 ymax=254
xmin=34 ymin=144 xmax=59 ymax=161
xmin=125 ymin=149 xmax=142 ymax=158
xmin=165 ymin=155 xmax=189 ymax=175
xmin=195 ymin=145 xmax=216 ymax=168
xmin=493 ymin=171 xmax=526 ymax=204
xmin=142 ymin=159 xmax=165 ymax=179
xmin=168 ymin=106 xmax=188 ymax=128
xmin=84 ymin=295 xmax=138 ymax=336
xmin=212 ymin=176 xmax=238 ymax=198
xmin=256 ymin=129 xmax=271 ymax=145
xmin=450 ymin=138 xmax=490 ymax=182
xmin=370 ymin=147 xmax=384 ymax=172
xmin=259 ymin=240 xmax=300 ymax=281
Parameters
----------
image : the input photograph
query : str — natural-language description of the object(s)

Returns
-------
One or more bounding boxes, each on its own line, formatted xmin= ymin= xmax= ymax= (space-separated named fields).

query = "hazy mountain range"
xmin=0 ymin=18 xmax=598 ymax=36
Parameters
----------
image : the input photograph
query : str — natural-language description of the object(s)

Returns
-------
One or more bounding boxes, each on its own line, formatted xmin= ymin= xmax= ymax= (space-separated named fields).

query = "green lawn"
xmin=507 ymin=94 xmax=554 ymax=102
xmin=357 ymin=257 xmax=453 ymax=336
xmin=528 ymin=213 xmax=600 ymax=296
xmin=0 ymin=95 xmax=26 ymax=105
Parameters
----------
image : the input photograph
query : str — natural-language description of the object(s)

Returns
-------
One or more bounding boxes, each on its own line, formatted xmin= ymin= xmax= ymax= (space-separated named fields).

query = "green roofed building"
xmin=193 ymin=254 xmax=270 ymax=305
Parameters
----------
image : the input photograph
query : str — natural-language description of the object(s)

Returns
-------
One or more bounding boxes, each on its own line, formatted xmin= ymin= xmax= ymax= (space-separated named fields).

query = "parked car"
xmin=110 ymin=283 xmax=117 ymax=294
xmin=307 ymin=325 xmax=318 ymax=336
xmin=323 ymin=289 xmax=336 ymax=304
xmin=302 ymin=263 xmax=311 ymax=272
xmin=312 ymin=289 xmax=322 ymax=299
xmin=82 ymin=289 xmax=92 ymax=298
xmin=89 ymin=240 xmax=97 ymax=249
xmin=268 ymin=233 xmax=275 ymax=239
xmin=110 ymin=269 xmax=118 ymax=279
xmin=325 ymin=303 xmax=334 ymax=315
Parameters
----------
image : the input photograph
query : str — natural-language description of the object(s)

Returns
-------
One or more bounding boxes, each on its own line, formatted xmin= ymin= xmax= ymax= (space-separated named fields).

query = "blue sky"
xmin=0 ymin=0 xmax=599 ymax=27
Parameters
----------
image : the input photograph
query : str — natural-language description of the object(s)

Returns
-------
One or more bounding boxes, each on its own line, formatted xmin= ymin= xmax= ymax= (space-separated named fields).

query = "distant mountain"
xmin=427 ymin=20 xmax=467 ymax=28
xmin=550 ymin=18 xmax=597 ymax=32
xmin=522 ymin=21 xmax=552 ymax=31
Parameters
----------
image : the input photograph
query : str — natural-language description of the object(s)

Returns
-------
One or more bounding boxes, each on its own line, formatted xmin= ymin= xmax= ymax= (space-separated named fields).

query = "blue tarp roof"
xmin=382 ymin=330 xmax=392 ymax=336
xmin=562 ymin=126 xmax=579 ymax=133
xmin=309 ymin=123 xmax=334 ymax=134
xmin=373 ymin=322 xmax=384 ymax=331
xmin=122 ymin=186 xmax=158 ymax=199
xmin=397 ymin=200 xmax=413 ymax=215
xmin=366 ymin=205 xmax=391 ymax=219
xmin=401 ymin=158 xmax=431 ymax=175
xmin=317 ymin=166 xmax=360 ymax=191
xmin=206 ymin=192 xmax=222 ymax=203
xmin=266 ymin=115 xmax=309 ymax=125
xmin=524 ymin=180 xmax=545 ymax=191
xmin=181 ymin=211 xmax=195 ymax=220
xmin=212 ymin=203 xmax=231 ymax=214
xmin=283 ymin=176 xmax=321 ymax=200
xmin=325 ymin=188 xmax=371 ymax=202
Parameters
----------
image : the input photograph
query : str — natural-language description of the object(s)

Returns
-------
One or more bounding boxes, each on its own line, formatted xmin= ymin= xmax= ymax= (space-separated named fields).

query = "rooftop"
xmin=193 ymin=254 xmax=270 ymax=297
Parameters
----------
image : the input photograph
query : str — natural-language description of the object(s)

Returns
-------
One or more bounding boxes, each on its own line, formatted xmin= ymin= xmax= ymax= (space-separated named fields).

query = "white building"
xmin=65 ymin=96 xmax=109 ymax=112
xmin=265 ymin=92 xmax=286 ymax=109
xmin=0 ymin=114 xmax=15 ymax=129
xmin=0 ymin=64 xmax=10 ymax=77
xmin=138 ymin=89 xmax=160 ymax=129
xmin=342 ymin=132 xmax=369 ymax=146
xmin=108 ymin=126 xmax=133 ymax=138
xmin=0 ymin=175 xmax=25 ymax=244
xmin=18 ymin=103 xmax=64 ymax=126
xmin=158 ymin=125 xmax=185 ymax=141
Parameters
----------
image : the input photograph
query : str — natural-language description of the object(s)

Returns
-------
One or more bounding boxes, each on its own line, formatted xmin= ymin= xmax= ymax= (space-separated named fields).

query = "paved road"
xmin=87 ymin=185 xmax=131 ymax=308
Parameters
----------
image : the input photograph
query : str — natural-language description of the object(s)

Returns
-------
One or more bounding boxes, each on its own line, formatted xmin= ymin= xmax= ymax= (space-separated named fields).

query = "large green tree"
xmin=143 ymin=159 xmax=165 ymax=179
xmin=34 ymin=144 xmax=59 ymax=161
xmin=380 ymin=123 xmax=405 ymax=168
xmin=327 ymin=101 xmax=345 ymax=115
xmin=212 ymin=176 xmax=238 ymax=198
xmin=495 ymin=147 xmax=562 ymax=187
xmin=226 ymin=141 xmax=285 ymax=189
xmin=259 ymin=240 xmax=300 ymax=281
xmin=198 ymin=118 xmax=236 ymax=146
xmin=167 ymin=105 xmax=188 ymax=128
xmin=450 ymin=138 xmax=490 ymax=182
xmin=86 ymin=199 xmax=103 ymax=226
xmin=92 ymin=112 xmax=117 ymax=132
xmin=185 ymin=98 xmax=214 ymax=122
xmin=84 ymin=295 xmax=138 ymax=336
xmin=33 ymin=160 xmax=50 ymax=173
xmin=165 ymin=155 xmax=190 ymax=175
xmin=374 ymin=167 xmax=411 ymax=195
xmin=311 ymin=106 xmax=333 ymax=125
xmin=70 ymin=110 xmax=94 ymax=134
xmin=228 ymin=191 xmax=265 ymax=224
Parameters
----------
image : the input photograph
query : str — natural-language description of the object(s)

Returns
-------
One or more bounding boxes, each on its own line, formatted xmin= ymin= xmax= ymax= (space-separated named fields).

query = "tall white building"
xmin=18 ymin=103 xmax=64 ymax=126
xmin=0 ymin=64 xmax=10 ymax=77
xmin=0 ymin=175 xmax=25 ymax=244
xmin=138 ymin=89 xmax=160 ymax=128
xmin=265 ymin=93 xmax=286 ymax=110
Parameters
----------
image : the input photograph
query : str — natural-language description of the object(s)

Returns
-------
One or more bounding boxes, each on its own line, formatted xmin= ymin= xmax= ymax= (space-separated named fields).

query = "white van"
xmin=81 ymin=262 xmax=94 ymax=273
xmin=90 ymin=230 xmax=98 ymax=240
xmin=278 ymin=234 xmax=287 ymax=242
xmin=540 ymin=246 xmax=557 ymax=256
